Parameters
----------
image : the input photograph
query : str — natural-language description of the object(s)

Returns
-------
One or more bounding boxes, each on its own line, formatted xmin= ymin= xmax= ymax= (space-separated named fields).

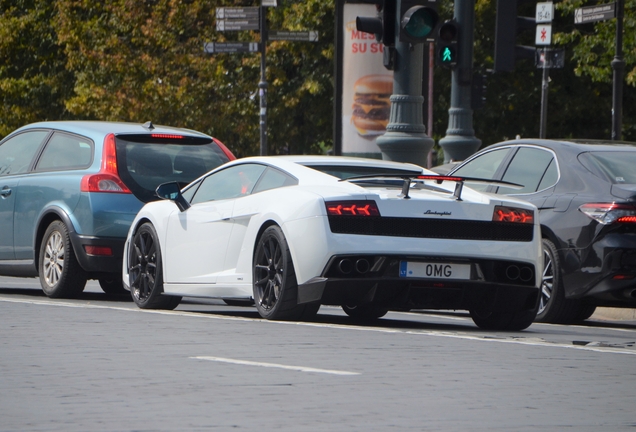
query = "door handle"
xmin=0 ymin=186 xmax=11 ymax=197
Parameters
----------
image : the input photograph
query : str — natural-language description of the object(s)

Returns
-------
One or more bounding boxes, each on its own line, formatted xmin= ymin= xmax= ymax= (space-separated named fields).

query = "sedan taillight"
xmin=579 ymin=203 xmax=636 ymax=225
xmin=326 ymin=201 xmax=381 ymax=216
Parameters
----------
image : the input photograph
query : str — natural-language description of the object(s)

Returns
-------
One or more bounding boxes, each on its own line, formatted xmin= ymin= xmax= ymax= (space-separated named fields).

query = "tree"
xmin=0 ymin=0 xmax=73 ymax=137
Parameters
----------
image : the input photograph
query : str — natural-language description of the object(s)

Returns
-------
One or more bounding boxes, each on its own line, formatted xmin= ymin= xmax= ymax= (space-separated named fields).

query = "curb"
xmin=592 ymin=307 xmax=636 ymax=322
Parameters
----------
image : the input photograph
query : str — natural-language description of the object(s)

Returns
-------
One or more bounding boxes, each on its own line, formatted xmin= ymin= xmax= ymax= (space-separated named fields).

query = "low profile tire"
xmin=342 ymin=304 xmax=388 ymax=321
xmin=128 ymin=223 xmax=181 ymax=310
xmin=98 ymin=276 xmax=128 ymax=295
xmin=574 ymin=304 xmax=597 ymax=322
xmin=535 ymin=239 xmax=581 ymax=324
xmin=39 ymin=220 xmax=87 ymax=298
xmin=253 ymin=225 xmax=317 ymax=321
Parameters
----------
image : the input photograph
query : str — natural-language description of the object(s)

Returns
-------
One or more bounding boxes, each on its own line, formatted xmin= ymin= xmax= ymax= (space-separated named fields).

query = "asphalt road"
xmin=1 ymin=277 xmax=635 ymax=431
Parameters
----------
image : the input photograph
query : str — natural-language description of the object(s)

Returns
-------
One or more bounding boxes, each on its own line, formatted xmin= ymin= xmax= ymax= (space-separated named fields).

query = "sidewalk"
xmin=592 ymin=307 xmax=636 ymax=322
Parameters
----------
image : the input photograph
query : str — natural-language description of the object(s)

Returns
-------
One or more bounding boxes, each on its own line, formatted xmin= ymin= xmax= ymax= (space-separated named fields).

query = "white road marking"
xmin=191 ymin=356 xmax=360 ymax=376
xmin=1 ymin=296 xmax=635 ymax=356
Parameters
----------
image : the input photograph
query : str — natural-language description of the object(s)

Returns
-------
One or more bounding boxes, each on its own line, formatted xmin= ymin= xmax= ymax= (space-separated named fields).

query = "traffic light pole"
xmin=611 ymin=0 xmax=624 ymax=141
xmin=438 ymin=0 xmax=480 ymax=163
xmin=376 ymin=0 xmax=434 ymax=167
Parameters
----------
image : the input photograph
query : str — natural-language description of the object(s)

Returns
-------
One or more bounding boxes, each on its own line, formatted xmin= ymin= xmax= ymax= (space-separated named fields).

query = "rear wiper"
xmin=344 ymin=174 xmax=522 ymax=201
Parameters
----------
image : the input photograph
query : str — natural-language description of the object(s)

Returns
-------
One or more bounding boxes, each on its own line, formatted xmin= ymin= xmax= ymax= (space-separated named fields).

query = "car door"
xmin=163 ymin=163 xmax=267 ymax=284
xmin=0 ymin=130 xmax=50 ymax=260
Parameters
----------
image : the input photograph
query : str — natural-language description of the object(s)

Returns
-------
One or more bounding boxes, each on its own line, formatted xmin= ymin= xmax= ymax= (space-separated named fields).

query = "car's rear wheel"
xmin=98 ymin=276 xmax=128 ymax=295
xmin=535 ymin=239 xmax=580 ymax=324
xmin=253 ymin=225 xmax=318 ymax=321
xmin=574 ymin=304 xmax=597 ymax=322
xmin=39 ymin=221 xmax=87 ymax=298
xmin=342 ymin=304 xmax=388 ymax=321
xmin=129 ymin=223 xmax=181 ymax=310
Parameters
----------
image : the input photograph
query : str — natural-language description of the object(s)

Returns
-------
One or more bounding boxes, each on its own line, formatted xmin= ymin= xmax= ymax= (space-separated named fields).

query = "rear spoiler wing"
xmin=343 ymin=174 xmax=522 ymax=201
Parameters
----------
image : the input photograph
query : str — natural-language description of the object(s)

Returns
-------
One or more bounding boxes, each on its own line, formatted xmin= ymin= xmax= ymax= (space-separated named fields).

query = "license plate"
xmin=399 ymin=261 xmax=471 ymax=279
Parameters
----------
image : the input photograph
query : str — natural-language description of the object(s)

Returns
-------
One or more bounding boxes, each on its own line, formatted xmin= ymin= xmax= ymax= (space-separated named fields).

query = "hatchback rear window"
xmin=115 ymin=135 xmax=231 ymax=202
xmin=579 ymin=151 xmax=636 ymax=184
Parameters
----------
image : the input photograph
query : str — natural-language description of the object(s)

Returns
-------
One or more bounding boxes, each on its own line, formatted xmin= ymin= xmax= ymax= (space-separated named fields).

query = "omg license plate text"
xmin=399 ymin=261 xmax=471 ymax=279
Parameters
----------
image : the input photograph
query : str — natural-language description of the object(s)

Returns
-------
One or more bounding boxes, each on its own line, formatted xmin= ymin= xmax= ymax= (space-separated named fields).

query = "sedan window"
xmin=0 ymin=130 xmax=49 ymax=175
xmin=452 ymin=148 xmax=511 ymax=191
xmin=191 ymin=164 xmax=267 ymax=204
xmin=498 ymin=147 xmax=555 ymax=194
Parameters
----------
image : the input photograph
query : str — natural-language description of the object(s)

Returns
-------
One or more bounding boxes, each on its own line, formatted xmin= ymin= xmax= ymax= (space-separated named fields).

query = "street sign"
xmin=216 ymin=7 xmax=259 ymax=19
xmin=536 ymin=2 xmax=554 ymax=23
xmin=535 ymin=24 xmax=552 ymax=45
xmin=262 ymin=0 xmax=277 ymax=6
xmin=268 ymin=31 xmax=319 ymax=42
xmin=216 ymin=7 xmax=260 ymax=31
xmin=216 ymin=20 xmax=260 ymax=31
xmin=204 ymin=42 xmax=260 ymax=54
xmin=574 ymin=2 xmax=616 ymax=24
xmin=536 ymin=48 xmax=565 ymax=69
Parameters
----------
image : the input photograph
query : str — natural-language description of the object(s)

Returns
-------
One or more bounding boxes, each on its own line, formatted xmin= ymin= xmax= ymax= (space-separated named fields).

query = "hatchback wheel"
xmin=129 ymin=223 xmax=181 ymax=310
xmin=39 ymin=221 xmax=87 ymax=298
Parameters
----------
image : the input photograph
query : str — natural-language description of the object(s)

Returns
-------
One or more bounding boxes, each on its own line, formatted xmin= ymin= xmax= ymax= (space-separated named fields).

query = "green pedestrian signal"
xmin=441 ymin=46 xmax=453 ymax=63
xmin=435 ymin=20 xmax=458 ymax=67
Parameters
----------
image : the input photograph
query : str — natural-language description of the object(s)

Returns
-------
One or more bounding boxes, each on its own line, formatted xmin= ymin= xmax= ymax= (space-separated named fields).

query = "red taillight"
xmin=612 ymin=274 xmax=636 ymax=280
xmin=213 ymin=137 xmax=236 ymax=160
xmin=326 ymin=201 xmax=380 ymax=216
xmin=80 ymin=134 xmax=131 ymax=194
xmin=84 ymin=245 xmax=113 ymax=256
xmin=579 ymin=203 xmax=636 ymax=225
xmin=493 ymin=206 xmax=534 ymax=224
xmin=151 ymin=133 xmax=184 ymax=139
xmin=416 ymin=174 xmax=463 ymax=183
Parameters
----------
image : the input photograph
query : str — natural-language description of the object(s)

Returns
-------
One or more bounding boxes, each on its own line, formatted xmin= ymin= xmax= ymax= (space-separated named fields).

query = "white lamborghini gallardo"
xmin=122 ymin=156 xmax=542 ymax=330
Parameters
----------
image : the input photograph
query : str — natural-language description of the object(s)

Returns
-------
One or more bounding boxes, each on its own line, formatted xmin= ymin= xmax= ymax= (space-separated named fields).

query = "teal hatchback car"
xmin=0 ymin=121 xmax=235 ymax=297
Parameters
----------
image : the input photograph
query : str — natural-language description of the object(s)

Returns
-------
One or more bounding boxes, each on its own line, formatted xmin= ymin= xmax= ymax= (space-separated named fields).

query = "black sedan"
xmin=448 ymin=139 xmax=636 ymax=323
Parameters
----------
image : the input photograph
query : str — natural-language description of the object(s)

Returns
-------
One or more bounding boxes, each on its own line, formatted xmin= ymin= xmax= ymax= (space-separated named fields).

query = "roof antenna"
xmin=142 ymin=121 xmax=155 ymax=130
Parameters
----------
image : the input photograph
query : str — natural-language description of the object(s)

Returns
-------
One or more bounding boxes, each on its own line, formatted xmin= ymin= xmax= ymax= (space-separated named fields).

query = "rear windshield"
xmin=116 ymin=136 xmax=231 ymax=202
xmin=303 ymin=164 xmax=422 ymax=180
xmin=578 ymin=151 xmax=636 ymax=184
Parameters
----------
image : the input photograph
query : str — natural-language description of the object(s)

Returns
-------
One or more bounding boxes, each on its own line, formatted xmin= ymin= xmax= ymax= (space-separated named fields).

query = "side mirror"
xmin=156 ymin=182 xmax=190 ymax=212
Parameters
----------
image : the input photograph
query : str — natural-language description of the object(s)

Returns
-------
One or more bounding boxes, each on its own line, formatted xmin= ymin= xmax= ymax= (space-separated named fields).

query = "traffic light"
xmin=494 ymin=0 xmax=536 ymax=72
xmin=399 ymin=0 xmax=439 ymax=44
xmin=356 ymin=0 xmax=397 ymax=47
xmin=471 ymin=72 xmax=488 ymax=110
xmin=436 ymin=20 xmax=458 ymax=67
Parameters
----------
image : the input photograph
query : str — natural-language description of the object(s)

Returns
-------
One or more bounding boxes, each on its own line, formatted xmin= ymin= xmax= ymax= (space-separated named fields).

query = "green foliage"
xmin=0 ymin=0 xmax=634 ymax=154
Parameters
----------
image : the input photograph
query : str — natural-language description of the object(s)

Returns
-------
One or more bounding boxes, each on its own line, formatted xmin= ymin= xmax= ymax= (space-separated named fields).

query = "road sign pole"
xmin=259 ymin=4 xmax=268 ymax=156
xmin=611 ymin=0 xmax=624 ymax=140
xmin=539 ymin=49 xmax=550 ymax=139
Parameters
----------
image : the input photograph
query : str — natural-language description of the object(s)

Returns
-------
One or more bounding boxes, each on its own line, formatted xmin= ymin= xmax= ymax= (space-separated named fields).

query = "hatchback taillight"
xmin=492 ymin=206 xmax=534 ymax=224
xmin=326 ymin=201 xmax=381 ymax=216
xmin=579 ymin=203 xmax=636 ymax=225
xmin=80 ymin=133 xmax=131 ymax=194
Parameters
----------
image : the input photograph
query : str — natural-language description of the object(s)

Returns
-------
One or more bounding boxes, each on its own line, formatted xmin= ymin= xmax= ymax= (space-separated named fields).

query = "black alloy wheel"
xmin=129 ymin=223 xmax=181 ymax=310
xmin=39 ymin=220 xmax=87 ymax=298
xmin=253 ymin=225 xmax=319 ymax=321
